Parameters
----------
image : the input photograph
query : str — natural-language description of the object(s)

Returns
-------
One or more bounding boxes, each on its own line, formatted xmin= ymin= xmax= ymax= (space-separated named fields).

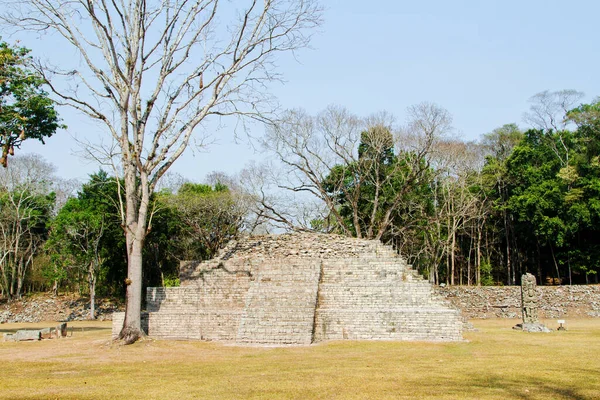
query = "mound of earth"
xmin=0 ymin=293 xmax=124 ymax=323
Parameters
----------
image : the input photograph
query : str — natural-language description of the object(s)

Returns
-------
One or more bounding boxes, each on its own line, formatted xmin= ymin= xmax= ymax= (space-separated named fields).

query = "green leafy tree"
xmin=161 ymin=182 xmax=246 ymax=262
xmin=322 ymin=124 xmax=435 ymax=259
xmin=0 ymin=41 xmax=62 ymax=167
xmin=47 ymin=197 xmax=105 ymax=319
xmin=498 ymin=117 xmax=600 ymax=284
xmin=46 ymin=171 xmax=127 ymax=298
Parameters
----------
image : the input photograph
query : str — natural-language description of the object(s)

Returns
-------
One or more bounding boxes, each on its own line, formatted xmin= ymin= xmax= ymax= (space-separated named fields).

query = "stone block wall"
xmin=113 ymin=233 xmax=464 ymax=344
xmin=435 ymin=285 xmax=600 ymax=319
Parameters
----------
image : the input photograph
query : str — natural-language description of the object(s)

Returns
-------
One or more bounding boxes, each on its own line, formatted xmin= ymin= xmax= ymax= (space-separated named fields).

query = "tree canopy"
xmin=0 ymin=41 xmax=62 ymax=167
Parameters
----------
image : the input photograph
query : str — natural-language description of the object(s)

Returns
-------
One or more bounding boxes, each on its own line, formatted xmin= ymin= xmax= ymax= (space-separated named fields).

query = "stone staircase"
xmin=236 ymin=259 xmax=320 ymax=345
xmin=113 ymin=233 xmax=463 ymax=344
xmin=314 ymin=255 xmax=463 ymax=342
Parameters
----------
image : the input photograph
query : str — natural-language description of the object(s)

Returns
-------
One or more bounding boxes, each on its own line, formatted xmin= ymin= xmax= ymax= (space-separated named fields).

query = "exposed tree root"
xmin=118 ymin=326 xmax=144 ymax=345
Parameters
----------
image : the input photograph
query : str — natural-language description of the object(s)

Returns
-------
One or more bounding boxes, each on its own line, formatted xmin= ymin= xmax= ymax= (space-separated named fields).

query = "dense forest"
xmin=2 ymin=94 xmax=599 ymax=313
xmin=258 ymin=93 xmax=600 ymax=287
xmin=1 ymin=92 xmax=599 ymax=313
xmin=2 ymin=42 xmax=599 ymax=314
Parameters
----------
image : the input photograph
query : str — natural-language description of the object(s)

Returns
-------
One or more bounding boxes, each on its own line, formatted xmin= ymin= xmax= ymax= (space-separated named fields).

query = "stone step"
xmin=236 ymin=261 xmax=320 ymax=345
xmin=313 ymin=308 xmax=463 ymax=342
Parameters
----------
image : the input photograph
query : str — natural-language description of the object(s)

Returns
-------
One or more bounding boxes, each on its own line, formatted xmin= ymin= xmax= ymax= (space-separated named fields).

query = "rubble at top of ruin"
xmin=211 ymin=232 xmax=395 ymax=262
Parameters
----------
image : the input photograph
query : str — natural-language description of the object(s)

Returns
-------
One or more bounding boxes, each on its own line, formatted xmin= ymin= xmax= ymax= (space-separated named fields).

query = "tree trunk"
xmin=16 ymin=258 xmax=24 ymax=299
xmin=466 ymin=225 xmax=474 ymax=286
xmin=476 ymin=223 xmax=482 ymax=286
xmin=88 ymin=262 xmax=96 ymax=320
xmin=120 ymin=237 xmax=143 ymax=343
xmin=549 ymin=242 xmax=562 ymax=284
xmin=536 ymin=241 xmax=543 ymax=285
xmin=504 ymin=210 xmax=511 ymax=286
xmin=0 ymin=266 xmax=10 ymax=300
xmin=119 ymin=166 xmax=151 ymax=344
xmin=450 ymin=226 xmax=456 ymax=286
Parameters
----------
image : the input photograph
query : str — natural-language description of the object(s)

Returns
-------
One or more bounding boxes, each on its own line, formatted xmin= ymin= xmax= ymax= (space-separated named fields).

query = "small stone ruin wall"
xmin=113 ymin=233 xmax=463 ymax=344
xmin=435 ymin=285 xmax=600 ymax=319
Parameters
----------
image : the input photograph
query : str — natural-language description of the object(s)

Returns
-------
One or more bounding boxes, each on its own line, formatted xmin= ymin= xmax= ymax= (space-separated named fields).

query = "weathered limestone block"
xmin=40 ymin=327 xmax=54 ymax=339
xmin=11 ymin=330 xmax=41 ymax=341
xmin=237 ymin=259 xmax=320 ymax=345
xmin=3 ymin=324 xmax=67 ymax=341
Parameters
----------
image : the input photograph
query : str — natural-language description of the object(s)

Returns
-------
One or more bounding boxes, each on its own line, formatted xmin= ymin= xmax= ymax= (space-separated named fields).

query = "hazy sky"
xmin=16 ymin=0 xmax=600 ymax=183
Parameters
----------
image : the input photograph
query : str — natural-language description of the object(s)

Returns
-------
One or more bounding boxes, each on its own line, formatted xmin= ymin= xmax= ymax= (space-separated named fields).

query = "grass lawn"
xmin=0 ymin=318 xmax=599 ymax=399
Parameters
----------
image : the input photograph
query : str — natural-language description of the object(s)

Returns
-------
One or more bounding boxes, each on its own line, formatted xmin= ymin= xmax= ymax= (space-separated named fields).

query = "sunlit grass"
xmin=1 ymin=319 xmax=599 ymax=399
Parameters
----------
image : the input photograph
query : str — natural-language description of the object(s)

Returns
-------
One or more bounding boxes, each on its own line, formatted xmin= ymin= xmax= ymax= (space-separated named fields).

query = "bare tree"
xmin=481 ymin=123 xmax=523 ymax=162
xmin=438 ymin=148 xmax=479 ymax=285
xmin=51 ymin=178 xmax=80 ymax=214
xmin=154 ymin=171 xmax=188 ymax=194
xmin=523 ymin=90 xmax=584 ymax=131
xmin=0 ymin=155 xmax=55 ymax=299
xmin=236 ymin=161 xmax=314 ymax=233
xmin=3 ymin=0 xmax=322 ymax=343
xmin=400 ymin=102 xmax=453 ymax=161
xmin=263 ymin=102 xmax=452 ymax=241
xmin=262 ymin=106 xmax=365 ymax=235
xmin=523 ymin=90 xmax=584 ymax=168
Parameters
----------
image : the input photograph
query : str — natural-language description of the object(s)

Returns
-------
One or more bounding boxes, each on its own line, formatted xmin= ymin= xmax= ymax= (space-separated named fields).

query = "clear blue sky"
xmin=18 ymin=0 xmax=600 ymax=183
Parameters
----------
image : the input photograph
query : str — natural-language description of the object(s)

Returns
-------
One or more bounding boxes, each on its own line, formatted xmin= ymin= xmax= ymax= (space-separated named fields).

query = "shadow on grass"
xmin=463 ymin=372 xmax=591 ymax=400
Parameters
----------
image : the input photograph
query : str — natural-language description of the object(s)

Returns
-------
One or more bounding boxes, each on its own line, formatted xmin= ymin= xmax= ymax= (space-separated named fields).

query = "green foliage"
xmin=479 ymin=261 xmax=494 ymax=286
xmin=44 ymin=171 xmax=127 ymax=295
xmin=323 ymin=126 xmax=434 ymax=241
xmin=162 ymin=276 xmax=180 ymax=287
xmin=160 ymin=182 xmax=244 ymax=262
xmin=40 ymin=172 xmax=247 ymax=295
xmin=475 ymin=102 xmax=600 ymax=284
xmin=318 ymin=102 xmax=600 ymax=285
xmin=0 ymin=41 xmax=63 ymax=167
xmin=46 ymin=196 xmax=105 ymax=292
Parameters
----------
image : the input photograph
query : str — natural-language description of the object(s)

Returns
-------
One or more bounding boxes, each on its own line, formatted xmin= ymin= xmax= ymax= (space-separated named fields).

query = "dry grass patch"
xmin=0 ymin=319 xmax=599 ymax=399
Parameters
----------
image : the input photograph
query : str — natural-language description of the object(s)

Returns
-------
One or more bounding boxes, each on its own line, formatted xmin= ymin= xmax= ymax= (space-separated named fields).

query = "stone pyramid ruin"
xmin=113 ymin=232 xmax=463 ymax=344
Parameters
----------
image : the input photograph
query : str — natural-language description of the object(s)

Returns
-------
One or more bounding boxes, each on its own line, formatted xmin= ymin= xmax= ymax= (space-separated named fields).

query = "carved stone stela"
xmin=521 ymin=273 xmax=539 ymax=324
xmin=514 ymin=273 xmax=551 ymax=332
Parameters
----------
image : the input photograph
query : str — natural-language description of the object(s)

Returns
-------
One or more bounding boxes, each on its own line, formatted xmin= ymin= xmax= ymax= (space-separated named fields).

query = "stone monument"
xmin=513 ymin=273 xmax=551 ymax=332
xmin=113 ymin=232 xmax=464 ymax=344
xmin=522 ymin=273 xmax=538 ymax=323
